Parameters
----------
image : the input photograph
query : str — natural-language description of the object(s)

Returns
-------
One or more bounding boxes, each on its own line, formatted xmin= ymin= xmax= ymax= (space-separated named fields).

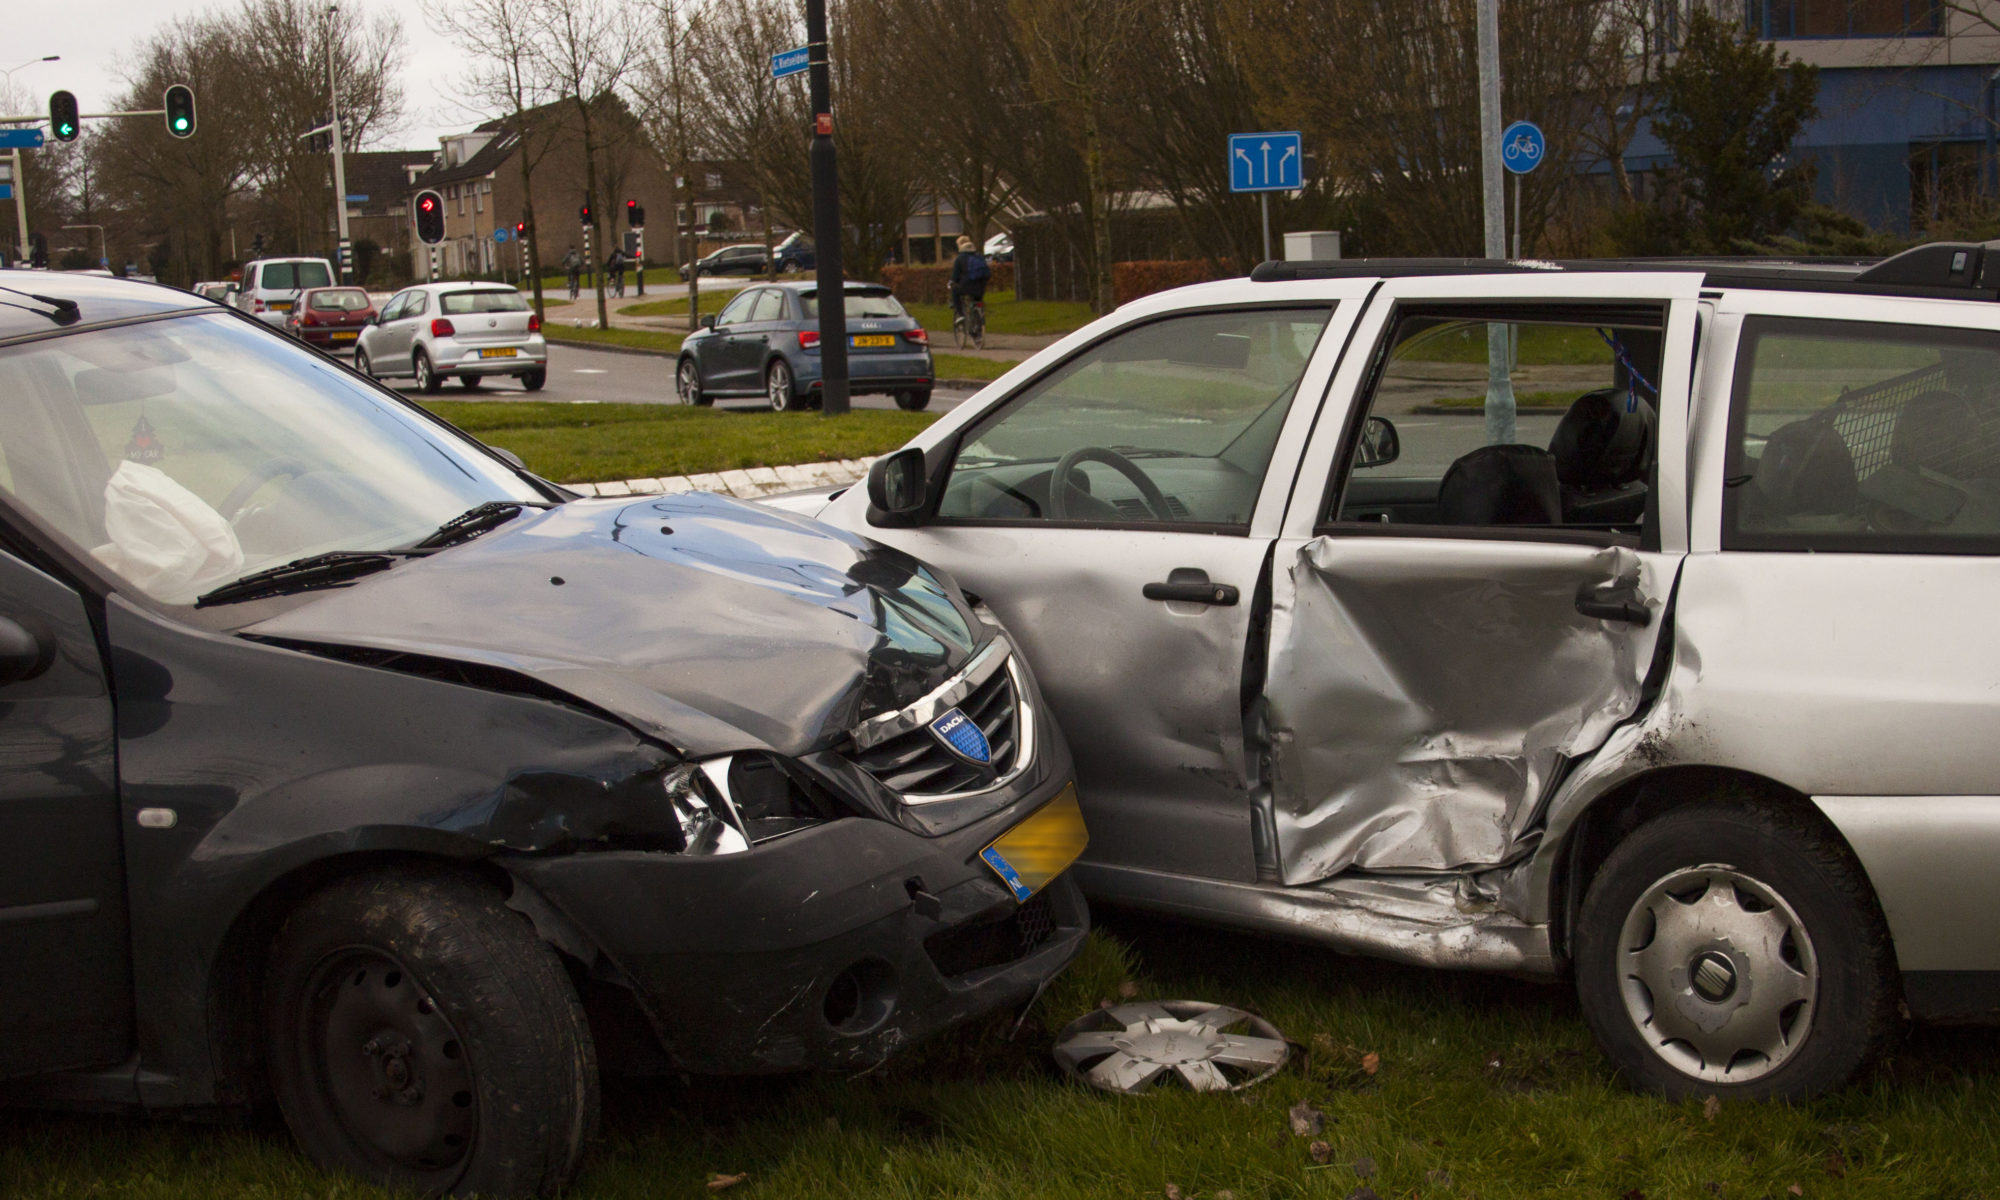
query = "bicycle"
xmin=952 ymin=295 xmax=986 ymax=350
xmin=566 ymin=271 xmax=580 ymax=302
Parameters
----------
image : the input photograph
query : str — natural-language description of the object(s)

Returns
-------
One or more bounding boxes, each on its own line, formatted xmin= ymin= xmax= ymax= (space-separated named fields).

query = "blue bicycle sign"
xmin=1501 ymin=120 xmax=1545 ymax=175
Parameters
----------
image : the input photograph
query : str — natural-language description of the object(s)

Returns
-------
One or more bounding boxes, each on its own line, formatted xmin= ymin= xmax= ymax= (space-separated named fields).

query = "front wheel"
xmin=1574 ymin=799 xmax=1897 ymax=1102
xmin=265 ymin=868 xmax=597 ymax=1197
xmin=676 ymin=357 xmax=711 ymax=406
xmin=767 ymin=359 xmax=801 ymax=412
xmin=355 ymin=347 xmax=376 ymax=379
xmin=414 ymin=350 xmax=441 ymax=395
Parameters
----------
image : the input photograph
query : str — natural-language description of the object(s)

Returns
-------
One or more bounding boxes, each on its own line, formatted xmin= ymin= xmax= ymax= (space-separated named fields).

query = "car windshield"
xmin=803 ymin=291 xmax=907 ymax=320
xmin=260 ymin=262 xmax=331 ymax=290
xmin=0 ymin=312 xmax=543 ymax=606
xmin=309 ymin=289 xmax=372 ymax=311
xmin=441 ymin=290 xmax=530 ymax=315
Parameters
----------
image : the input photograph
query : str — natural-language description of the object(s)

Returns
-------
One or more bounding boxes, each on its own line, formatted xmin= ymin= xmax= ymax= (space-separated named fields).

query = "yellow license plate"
xmin=980 ymin=783 xmax=1087 ymax=902
xmin=851 ymin=334 xmax=895 ymax=348
xmin=270 ymin=301 xmax=293 ymax=312
xmin=330 ymin=331 xmax=358 ymax=341
xmin=479 ymin=347 xmax=517 ymax=358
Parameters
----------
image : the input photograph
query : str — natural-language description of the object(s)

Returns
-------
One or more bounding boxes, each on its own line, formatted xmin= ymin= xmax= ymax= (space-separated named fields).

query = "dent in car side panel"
xmin=1266 ymin=537 xmax=1665 ymax=882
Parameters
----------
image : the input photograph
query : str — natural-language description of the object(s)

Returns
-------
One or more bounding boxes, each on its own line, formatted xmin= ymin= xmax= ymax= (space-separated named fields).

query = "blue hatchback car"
xmin=675 ymin=281 xmax=935 ymax=412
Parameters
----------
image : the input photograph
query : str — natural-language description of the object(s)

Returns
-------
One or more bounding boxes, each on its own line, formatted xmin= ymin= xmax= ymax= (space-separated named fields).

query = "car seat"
xmin=1435 ymin=443 xmax=1562 ymax=526
xmin=1750 ymin=415 xmax=1858 ymax=523
xmin=1548 ymin=388 xmax=1654 ymax=525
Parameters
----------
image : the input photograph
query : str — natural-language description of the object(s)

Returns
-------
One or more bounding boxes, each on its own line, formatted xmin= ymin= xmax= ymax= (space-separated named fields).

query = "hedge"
xmin=1111 ymin=259 xmax=1238 ymax=306
xmin=880 ymin=262 xmax=1017 ymax=306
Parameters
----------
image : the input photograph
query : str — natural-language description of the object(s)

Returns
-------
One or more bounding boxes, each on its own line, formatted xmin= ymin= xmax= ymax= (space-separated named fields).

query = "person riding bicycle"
xmin=948 ymin=234 xmax=990 ymax=328
xmin=605 ymin=247 xmax=627 ymax=298
xmin=561 ymin=246 xmax=582 ymax=300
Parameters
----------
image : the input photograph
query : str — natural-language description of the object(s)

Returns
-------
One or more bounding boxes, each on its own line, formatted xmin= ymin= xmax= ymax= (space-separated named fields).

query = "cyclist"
xmin=605 ymin=246 xmax=627 ymax=298
xmin=561 ymin=246 xmax=582 ymax=301
xmin=948 ymin=234 xmax=990 ymax=347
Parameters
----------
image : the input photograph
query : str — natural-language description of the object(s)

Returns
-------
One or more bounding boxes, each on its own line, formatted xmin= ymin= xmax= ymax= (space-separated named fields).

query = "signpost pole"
xmin=805 ymin=0 xmax=849 ymax=417
xmin=326 ymin=5 xmax=353 ymax=283
xmin=10 ymin=149 xmax=25 ymax=263
xmin=1476 ymin=0 xmax=1513 ymax=446
xmin=1511 ymin=173 xmax=1521 ymax=260
xmin=1260 ymin=193 xmax=1271 ymax=264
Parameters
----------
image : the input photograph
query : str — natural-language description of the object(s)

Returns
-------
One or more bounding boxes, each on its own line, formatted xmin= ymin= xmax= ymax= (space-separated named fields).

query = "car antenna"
xmin=0 ymin=285 xmax=80 ymax=325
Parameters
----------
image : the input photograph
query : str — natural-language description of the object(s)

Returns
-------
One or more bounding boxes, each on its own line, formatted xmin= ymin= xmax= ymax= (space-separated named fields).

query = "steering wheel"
xmin=219 ymin=457 xmax=311 ymax=520
xmin=1047 ymin=446 xmax=1173 ymax=521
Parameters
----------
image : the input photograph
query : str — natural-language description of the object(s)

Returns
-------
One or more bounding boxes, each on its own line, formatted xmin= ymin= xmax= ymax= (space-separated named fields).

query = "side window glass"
xmin=379 ymin=294 xmax=405 ymax=322
xmin=1329 ymin=311 xmax=1664 ymax=538
xmin=1725 ymin=318 xmax=2000 ymax=550
xmin=750 ymin=291 xmax=785 ymax=323
xmin=716 ymin=292 xmax=757 ymax=326
xmin=408 ymin=293 xmax=428 ymax=317
xmin=937 ymin=307 xmax=1333 ymax=527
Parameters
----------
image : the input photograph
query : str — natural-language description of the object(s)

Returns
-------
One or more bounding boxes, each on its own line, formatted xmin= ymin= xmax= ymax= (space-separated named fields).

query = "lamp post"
xmin=1 ymin=56 xmax=59 ymax=266
xmin=325 ymin=6 xmax=353 ymax=281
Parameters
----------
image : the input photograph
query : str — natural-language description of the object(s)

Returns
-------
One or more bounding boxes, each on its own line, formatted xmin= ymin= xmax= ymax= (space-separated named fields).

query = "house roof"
xmin=343 ymin=150 xmax=437 ymax=213
xmin=411 ymin=129 xmax=519 ymax=191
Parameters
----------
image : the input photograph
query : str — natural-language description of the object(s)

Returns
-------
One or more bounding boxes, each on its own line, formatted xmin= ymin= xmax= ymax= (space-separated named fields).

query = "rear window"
xmin=440 ymin=290 xmax=530 ymax=315
xmin=259 ymin=262 xmax=331 ymax=291
xmin=309 ymin=289 xmax=371 ymax=312
xmin=803 ymin=291 xmax=907 ymax=320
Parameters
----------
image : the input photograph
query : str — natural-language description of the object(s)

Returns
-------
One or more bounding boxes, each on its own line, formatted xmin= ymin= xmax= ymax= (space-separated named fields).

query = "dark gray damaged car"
xmin=0 ymin=275 xmax=1087 ymax=1196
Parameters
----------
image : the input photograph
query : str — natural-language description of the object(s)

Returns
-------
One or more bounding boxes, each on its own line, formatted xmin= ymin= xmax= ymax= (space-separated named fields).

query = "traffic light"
xmin=627 ymin=199 xmax=645 ymax=227
xmin=515 ymin=221 xmax=526 ymax=238
xmin=578 ymin=203 xmax=592 ymax=225
xmin=48 ymin=91 xmax=78 ymax=142
xmin=414 ymin=189 xmax=445 ymax=244
xmin=163 ymin=84 xmax=196 ymax=138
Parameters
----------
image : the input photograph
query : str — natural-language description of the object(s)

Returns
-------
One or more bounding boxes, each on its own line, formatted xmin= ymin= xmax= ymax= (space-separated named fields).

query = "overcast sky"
xmin=12 ymin=0 xmax=469 ymax=150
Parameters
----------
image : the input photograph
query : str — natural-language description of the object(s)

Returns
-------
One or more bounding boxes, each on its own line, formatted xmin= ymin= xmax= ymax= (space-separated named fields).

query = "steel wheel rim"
xmin=768 ymin=363 xmax=791 ymax=411
xmin=1053 ymin=1000 xmax=1290 ymax=1093
xmin=1616 ymin=864 xmax=1818 ymax=1085
xmin=677 ymin=360 xmax=699 ymax=405
xmin=298 ymin=947 xmax=477 ymax=1184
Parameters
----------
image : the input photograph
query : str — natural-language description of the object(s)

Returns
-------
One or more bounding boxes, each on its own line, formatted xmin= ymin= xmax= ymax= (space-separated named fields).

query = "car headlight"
xmin=667 ymin=753 xmax=849 ymax=855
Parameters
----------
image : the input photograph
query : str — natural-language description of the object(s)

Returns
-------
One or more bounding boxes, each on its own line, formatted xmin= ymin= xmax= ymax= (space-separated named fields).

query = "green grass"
xmin=1429 ymin=391 xmax=1578 ymax=409
xmin=9 ymin=915 xmax=2000 ymax=1198
xmin=616 ymin=288 xmax=747 ymax=318
xmin=903 ymin=290 xmax=1097 ymax=338
xmin=416 ymin=400 xmax=934 ymax=482
xmin=1399 ymin=323 xmax=1614 ymax=366
xmin=933 ymin=353 xmax=1016 ymax=382
xmin=543 ymin=325 xmax=684 ymax=355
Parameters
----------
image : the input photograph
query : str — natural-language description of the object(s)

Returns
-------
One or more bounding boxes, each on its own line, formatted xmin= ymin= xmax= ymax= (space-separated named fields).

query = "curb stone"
xmin=565 ymin=456 xmax=879 ymax=500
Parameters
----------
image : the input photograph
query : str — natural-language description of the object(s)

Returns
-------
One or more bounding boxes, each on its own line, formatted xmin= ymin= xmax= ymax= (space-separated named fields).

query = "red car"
xmin=285 ymin=286 xmax=376 ymax=352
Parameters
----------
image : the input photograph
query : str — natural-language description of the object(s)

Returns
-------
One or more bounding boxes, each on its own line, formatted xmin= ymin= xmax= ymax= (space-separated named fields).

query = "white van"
xmin=233 ymin=256 xmax=335 ymax=327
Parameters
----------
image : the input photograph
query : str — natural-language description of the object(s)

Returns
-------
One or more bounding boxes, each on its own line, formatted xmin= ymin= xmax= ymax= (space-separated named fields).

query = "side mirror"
xmin=1356 ymin=416 xmax=1400 ymax=469
xmin=866 ymin=447 xmax=929 ymax=526
xmin=0 ymin=615 xmax=50 ymax=687
xmin=701 ymin=314 xmax=717 ymax=329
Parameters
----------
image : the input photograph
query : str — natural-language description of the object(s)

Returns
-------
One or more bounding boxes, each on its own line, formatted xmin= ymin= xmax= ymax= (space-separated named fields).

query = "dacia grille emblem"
xmin=928 ymin=707 xmax=991 ymax=765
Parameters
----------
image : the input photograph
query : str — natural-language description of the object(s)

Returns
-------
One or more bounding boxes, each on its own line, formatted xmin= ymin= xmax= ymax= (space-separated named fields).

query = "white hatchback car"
xmin=355 ymin=282 xmax=549 ymax=393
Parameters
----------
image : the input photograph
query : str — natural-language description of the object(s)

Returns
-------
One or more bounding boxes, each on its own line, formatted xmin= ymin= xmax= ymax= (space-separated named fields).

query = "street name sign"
xmin=771 ymin=46 xmax=809 ymax=79
xmin=1229 ymin=131 xmax=1303 ymax=193
xmin=0 ymin=129 xmax=46 ymax=150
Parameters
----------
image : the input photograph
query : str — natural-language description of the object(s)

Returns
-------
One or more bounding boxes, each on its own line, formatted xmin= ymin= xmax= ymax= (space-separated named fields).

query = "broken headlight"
xmin=668 ymin=753 xmax=849 ymax=855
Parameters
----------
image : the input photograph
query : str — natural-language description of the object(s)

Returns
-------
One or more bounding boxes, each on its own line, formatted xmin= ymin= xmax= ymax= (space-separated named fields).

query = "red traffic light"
xmin=578 ymin=204 xmax=592 ymax=224
xmin=419 ymin=195 xmax=436 ymax=212
xmin=413 ymin=189 xmax=445 ymax=244
xmin=514 ymin=221 xmax=526 ymax=237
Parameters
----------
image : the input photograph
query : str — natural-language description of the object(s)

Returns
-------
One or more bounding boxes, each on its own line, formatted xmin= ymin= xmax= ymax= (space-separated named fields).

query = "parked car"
xmin=775 ymin=231 xmax=816 ymax=273
xmin=681 ymin=243 xmax=770 ymax=280
xmin=0 ymin=273 xmax=1087 ymax=1197
xmin=233 ymin=256 xmax=335 ymax=328
xmin=792 ymin=241 xmax=2000 ymax=1103
xmin=192 ymin=280 xmax=232 ymax=302
xmin=676 ymin=281 xmax=933 ymax=412
xmin=284 ymin=285 xmax=376 ymax=353
xmin=356 ymin=281 xmax=548 ymax=393
xmin=984 ymin=232 xmax=1014 ymax=263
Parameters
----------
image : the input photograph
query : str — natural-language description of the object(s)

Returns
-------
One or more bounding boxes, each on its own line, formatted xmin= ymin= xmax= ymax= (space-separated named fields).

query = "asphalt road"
xmin=360 ymin=342 xmax=977 ymax=413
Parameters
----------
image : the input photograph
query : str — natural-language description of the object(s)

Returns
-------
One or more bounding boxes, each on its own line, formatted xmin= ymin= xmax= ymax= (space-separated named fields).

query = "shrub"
xmin=880 ymin=262 xmax=1017 ymax=306
xmin=1112 ymin=259 xmax=1236 ymax=306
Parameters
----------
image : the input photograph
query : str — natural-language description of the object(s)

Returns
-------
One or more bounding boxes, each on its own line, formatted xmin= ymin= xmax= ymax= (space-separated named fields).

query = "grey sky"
xmin=11 ymin=0 xmax=471 ymax=150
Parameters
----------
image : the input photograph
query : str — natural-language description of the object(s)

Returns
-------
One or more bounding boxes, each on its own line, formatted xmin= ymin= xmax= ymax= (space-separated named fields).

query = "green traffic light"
xmin=172 ymin=118 xmax=188 ymax=131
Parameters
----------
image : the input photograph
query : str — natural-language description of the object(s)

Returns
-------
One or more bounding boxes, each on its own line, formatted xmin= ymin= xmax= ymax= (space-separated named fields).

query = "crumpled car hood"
xmin=243 ymin=494 xmax=982 ymax=756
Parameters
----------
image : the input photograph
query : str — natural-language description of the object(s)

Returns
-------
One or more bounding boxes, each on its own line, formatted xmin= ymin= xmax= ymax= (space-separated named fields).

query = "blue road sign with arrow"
xmin=1229 ymin=131 xmax=1303 ymax=193
xmin=0 ymin=129 xmax=46 ymax=150
xmin=1501 ymin=120 xmax=1545 ymax=175
xmin=771 ymin=46 xmax=809 ymax=79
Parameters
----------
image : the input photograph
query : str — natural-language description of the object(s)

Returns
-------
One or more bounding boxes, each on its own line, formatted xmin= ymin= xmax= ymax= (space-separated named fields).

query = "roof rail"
xmin=1852 ymin=241 xmax=2000 ymax=290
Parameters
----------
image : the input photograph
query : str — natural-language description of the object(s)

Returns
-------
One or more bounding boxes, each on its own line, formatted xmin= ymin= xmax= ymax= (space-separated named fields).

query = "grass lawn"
xmin=903 ymin=289 xmax=1096 ymax=339
xmin=932 ymin=353 xmax=1016 ymax=382
xmin=1429 ymin=390 xmax=1577 ymax=409
xmin=416 ymin=400 xmax=934 ymax=482
xmin=7 ymin=914 xmax=1999 ymax=1198
xmin=544 ymin=325 xmax=684 ymax=355
xmin=1400 ymin=324 xmax=1614 ymax=366
xmin=616 ymin=287 xmax=748 ymax=319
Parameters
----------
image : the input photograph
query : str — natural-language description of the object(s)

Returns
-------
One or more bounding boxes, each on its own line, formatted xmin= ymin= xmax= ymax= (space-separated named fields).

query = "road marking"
xmin=572 ymin=368 xmax=609 ymax=374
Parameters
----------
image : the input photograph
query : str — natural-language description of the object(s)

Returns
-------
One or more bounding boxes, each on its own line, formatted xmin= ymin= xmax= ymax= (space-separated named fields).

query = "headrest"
xmin=1755 ymin=417 xmax=1856 ymax=516
xmin=1549 ymin=388 xmax=1655 ymax=491
xmin=1437 ymin=444 xmax=1562 ymax=526
xmin=1891 ymin=389 xmax=1984 ymax=477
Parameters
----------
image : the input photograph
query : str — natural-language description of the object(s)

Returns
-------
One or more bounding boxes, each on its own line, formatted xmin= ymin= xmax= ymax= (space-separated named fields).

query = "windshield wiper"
xmin=409 ymin=500 xmax=549 ymax=550
xmin=195 ymin=552 xmax=406 ymax=607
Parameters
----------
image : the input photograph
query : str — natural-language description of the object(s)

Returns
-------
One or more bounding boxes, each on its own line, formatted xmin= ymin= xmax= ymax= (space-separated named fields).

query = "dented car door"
xmin=1260 ymin=272 xmax=1703 ymax=884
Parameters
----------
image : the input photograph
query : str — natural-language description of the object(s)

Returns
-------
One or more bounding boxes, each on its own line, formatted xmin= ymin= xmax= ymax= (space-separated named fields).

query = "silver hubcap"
xmin=1617 ymin=864 xmax=1817 ymax=1084
xmin=416 ymin=357 xmax=430 ymax=387
xmin=678 ymin=363 xmax=697 ymax=404
xmin=769 ymin=367 xmax=789 ymax=409
xmin=1052 ymin=1000 xmax=1290 ymax=1093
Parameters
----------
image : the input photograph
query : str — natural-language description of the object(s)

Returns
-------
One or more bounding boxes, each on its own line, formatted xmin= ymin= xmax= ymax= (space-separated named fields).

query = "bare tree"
xmin=634 ymin=0 xmax=710 ymax=326
xmin=430 ymin=0 xmax=562 ymax=315
xmin=534 ymin=0 xmax=644 ymax=329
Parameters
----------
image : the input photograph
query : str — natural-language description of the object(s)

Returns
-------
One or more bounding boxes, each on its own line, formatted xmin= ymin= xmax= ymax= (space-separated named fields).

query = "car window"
xmin=0 ymin=313 xmax=542 ymax=606
xmin=1326 ymin=310 xmax=1663 ymax=541
xmin=1724 ymin=316 xmax=2000 ymax=552
xmin=310 ymin=289 xmax=371 ymax=312
xmin=378 ymin=293 xmax=407 ymax=321
xmin=802 ymin=291 xmax=908 ymax=320
xmin=937 ymin=307 xmax=1334 ymax=528
xmin=407 ymin=292 xmax=429 ymax=317
xmin=259 ymin=262 xmax=331 ymax=291
xmin=715 ymin=292 xmax=757 ymax=326
xmin=749 ymin=290 xmax=785 ymax=322
xmin=440 ymin=290 xmax=529 ymax=315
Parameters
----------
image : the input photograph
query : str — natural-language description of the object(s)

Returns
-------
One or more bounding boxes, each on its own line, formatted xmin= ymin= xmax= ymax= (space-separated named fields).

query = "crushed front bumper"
xmin=505 ymin=768 xmax=1087 ymax=1074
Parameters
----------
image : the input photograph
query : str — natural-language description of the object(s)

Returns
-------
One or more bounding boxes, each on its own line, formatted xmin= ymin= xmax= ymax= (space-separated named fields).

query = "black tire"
xmin=265 ymin=868 xmax=598 ymax=1198
xmin=355 ymin=347 xmax=376 ymax=380
xmin=414 ymin=350 xmax=442 ymax=395
xmin=520 ymin=370 xmax=546 ymax=392
xmin=676 ymin=357 xmax=711 ymax=406
xmin=1574 ymin=798 xmax=1897 ymax=1102
xmin=894 ymin=389 xmax=932 ymax=412
xmin=766 ymin=359 xmax=800 ymax=412
xmin=460 ymin=374 xmax=484 ymax=391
